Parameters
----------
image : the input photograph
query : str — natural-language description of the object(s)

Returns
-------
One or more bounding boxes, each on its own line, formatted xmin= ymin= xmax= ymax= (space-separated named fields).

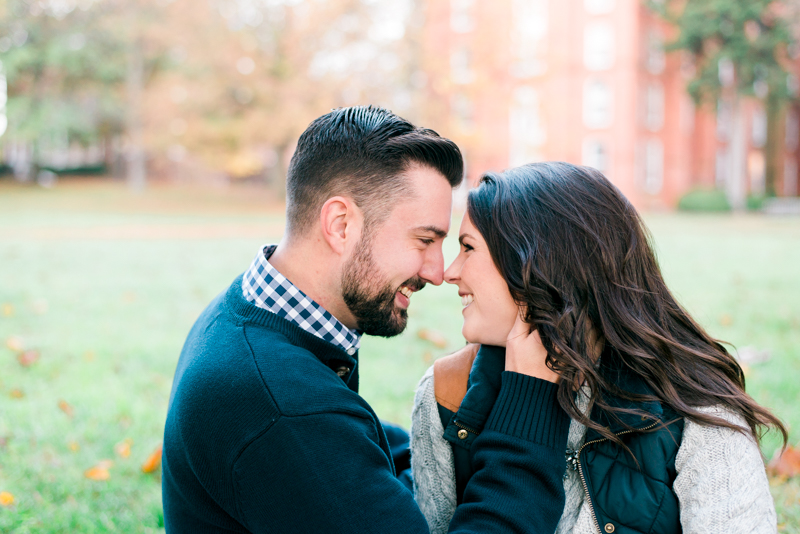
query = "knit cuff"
xmin=485 ymin=371 xmax=570 ymax=449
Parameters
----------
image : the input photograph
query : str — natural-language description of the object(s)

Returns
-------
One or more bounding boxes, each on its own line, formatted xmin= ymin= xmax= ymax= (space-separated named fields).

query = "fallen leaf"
xmin=9 ymin=389 xmax=24 ymax=399
xmin=767 ymin=445 xmax=800 ymax=479
xmin=422 ymin=350 xmax=434 ymax=365
xmin=68 ymin=441 xmax=79 ymax=452
xmin=719 ymin=314 xmax=733 ymax=327
xmin=141 ymin=444 xmax=163 ymax=473
xmin=83 ymin=351 xmax=95 ymax=362
xmin=5 ymin=336 xmax=24 ymax=352
xmin=58 ymin=400 xmax=74 ymax=418
xmin=0 ymin=491 xmax=14 ymax=506
xmin=417 ymin=329 xmax=448 ymax=349
xmin=84 ymin=463 xmax=111 ymax=481
xmin=17 ymin=350 xmax=40 ymax=367
xmin=2 ymin=304 xmax=13 ymax=317
xmin=115 ymin=438 xmax=132 ymax=459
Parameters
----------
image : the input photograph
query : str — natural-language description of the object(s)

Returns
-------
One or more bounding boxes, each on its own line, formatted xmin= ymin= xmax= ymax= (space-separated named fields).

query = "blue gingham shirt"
xmin=242 ymin=245 xmax=361 ymax=355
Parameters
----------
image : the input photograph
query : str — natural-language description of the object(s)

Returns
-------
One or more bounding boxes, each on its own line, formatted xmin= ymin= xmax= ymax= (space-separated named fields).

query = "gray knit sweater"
xmin=410 ymin=366 xmax=778 ymax=534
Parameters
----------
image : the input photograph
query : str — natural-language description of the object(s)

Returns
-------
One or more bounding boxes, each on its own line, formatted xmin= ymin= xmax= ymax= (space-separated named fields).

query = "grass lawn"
xmin=1 ymin=179 xmax=798 ymax=532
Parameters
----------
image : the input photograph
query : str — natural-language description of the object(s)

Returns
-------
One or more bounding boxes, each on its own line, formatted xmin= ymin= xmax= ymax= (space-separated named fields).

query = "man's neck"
xmin=268 ymin=237 xmax=359 ymax=330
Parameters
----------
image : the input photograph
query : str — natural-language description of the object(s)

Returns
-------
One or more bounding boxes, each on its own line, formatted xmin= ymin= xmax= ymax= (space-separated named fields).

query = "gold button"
xmin=335 ymin=366 xmax=350 ymax=377
xmin=457 ymin=429 xmax=468 ymax=439
xmin=604 ymin=523 xmax=615 ymax=533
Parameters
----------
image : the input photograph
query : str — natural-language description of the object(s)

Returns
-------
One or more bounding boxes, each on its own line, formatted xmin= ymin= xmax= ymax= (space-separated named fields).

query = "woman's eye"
xmin=462 ymin=244 xmax=473 ymax=252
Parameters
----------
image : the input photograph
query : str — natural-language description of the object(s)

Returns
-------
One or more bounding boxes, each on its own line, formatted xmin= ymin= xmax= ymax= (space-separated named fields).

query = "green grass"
xmin=1 ymin=180 xmax=798 ymax=532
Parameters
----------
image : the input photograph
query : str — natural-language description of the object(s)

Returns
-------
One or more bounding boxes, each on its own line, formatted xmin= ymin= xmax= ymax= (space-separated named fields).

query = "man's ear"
xmin=319 ymin=196 xmax=362 ymax=255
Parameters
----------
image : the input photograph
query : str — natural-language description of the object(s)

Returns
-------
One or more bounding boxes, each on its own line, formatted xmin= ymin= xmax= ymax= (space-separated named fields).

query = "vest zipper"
xmin=453 ymin=420 xmax=479 ymax=436
xmin=575 ymin=421 xmax=659 ymax=533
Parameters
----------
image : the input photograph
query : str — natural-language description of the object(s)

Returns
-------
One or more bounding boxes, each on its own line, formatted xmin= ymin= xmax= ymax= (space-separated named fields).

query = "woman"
xmin=411 ymin=162 xmax=786 ymax=534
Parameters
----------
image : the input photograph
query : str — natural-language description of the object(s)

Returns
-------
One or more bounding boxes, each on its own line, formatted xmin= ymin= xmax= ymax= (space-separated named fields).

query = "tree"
xmin=650 ymin=0 xmax=798 ymax=205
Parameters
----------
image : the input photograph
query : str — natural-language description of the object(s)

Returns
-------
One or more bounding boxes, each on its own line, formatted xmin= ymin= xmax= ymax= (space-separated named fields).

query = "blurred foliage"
xmin=650 ymin=0 xmax=797 ymax=103
xmin=0 ymin=0 xmax=131 ymax=144
xmin=0 ymin=0 xmax=417 ymax=186
xmin=649 ymin=0 xmax=800 ymax=198
xmin=677 ymin=188 xmax=732 ymax=211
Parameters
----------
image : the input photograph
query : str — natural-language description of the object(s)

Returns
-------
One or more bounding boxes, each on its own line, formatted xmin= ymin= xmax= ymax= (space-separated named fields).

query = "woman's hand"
xmin=505 ymin=312 xmax=560 ymax=383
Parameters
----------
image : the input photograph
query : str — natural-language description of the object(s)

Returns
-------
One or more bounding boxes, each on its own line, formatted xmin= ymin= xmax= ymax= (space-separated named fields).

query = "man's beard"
xmin=341 ymin=235 xmax=425 ymax=338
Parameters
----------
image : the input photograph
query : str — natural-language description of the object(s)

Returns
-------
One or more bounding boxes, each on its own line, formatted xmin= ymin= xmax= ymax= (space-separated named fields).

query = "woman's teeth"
xmin=461 ymin=294 xmax=474 ymax=307
xmin=399 ymin=286 xmax=413 ymax=299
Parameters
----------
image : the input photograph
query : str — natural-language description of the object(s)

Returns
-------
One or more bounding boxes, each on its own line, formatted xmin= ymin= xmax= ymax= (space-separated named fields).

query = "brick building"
xmin=416 ymin=0 xmax=800 ymax=209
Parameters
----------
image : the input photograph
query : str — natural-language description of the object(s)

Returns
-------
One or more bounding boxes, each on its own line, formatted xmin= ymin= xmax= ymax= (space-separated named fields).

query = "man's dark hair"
xmin=286 ymin=106 xmax=464 ymax=236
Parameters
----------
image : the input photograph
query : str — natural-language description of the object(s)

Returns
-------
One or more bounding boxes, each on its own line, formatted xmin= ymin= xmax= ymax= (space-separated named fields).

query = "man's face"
xmin=341 ymin=165 xmax=453 ymax=337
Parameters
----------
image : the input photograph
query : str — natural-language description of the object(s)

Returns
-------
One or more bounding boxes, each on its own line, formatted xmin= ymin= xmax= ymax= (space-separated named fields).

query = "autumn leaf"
xmin=58 ymin=400 xmax=74 ymax=418
xmin=5 ymin=336 xmax=24 ymax=352
xmin=141 ymin=444 xmax=163 ymax=473
xmin=9 ymin=389 xmax=24 ymax=399
xmin=2 ymin=303 xmax=13 ymax=317
xmin=68 ymin=441 xmax=80 ymax=452
xmin=84 ymin=460 xmax=114 ymax=481
xmin=417 ymin=329 xmax=448 ymax=349
xmin=719 ymin=314 xmax=733 ymax=326
xmin=767 ymin=445 xmax=800 ymax=479
xmin=115 ymin=438 xmax=133 ymax=459
xmin=17 ymin=350 xmax=40 ymax=367
xmin=0 ymin=491 xmax=14 ymax=506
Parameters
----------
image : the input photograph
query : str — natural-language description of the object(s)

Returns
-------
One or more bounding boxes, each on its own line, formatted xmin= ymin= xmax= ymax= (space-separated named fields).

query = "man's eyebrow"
xmin=414 ymin=225 xmax=448 ymax=239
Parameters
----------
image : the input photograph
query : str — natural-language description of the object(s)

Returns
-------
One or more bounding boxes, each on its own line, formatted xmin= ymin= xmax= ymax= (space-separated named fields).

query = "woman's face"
xmin=444 ymin=213 xmax=519 ymax=346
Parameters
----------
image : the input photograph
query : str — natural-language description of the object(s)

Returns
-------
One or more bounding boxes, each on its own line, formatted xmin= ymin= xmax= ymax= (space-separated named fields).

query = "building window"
xmin=751 ymin=108 xmax=767 ymax=148
xmin=583 ymin=79 xmax=613 ymax=129
xmin=643 ymin=139 xmax=663 ymax=194
xmin=509 ymin=86 xmax=546 ymax=166
xmin=785 ymin=157 xmax=798 ymax=196
xmin=786 ymin=110 xmax=799 ymax=151
xmin=584 ymin=22 xmax=615 ymax=71
xmin=584 ymin=0 xmax=615 ymax=15
xmin=510 ymin=0 xmax=548 ymax=78
xmin=645 ymin=30 xmax=665 ymax=74
xmin=582 ymin=138 xmax=609 ymax=173
xmin=644 ymin=83 xmax=664 ymax=132
xmin=450 ymin=0 xmax=475 ymax=33
xmin=450 ymin=48 xmax=475 ymax=85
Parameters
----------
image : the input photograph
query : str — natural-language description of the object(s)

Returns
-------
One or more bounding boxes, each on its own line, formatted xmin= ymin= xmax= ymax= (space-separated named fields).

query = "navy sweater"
xmin=162 ymin=276 xmax=570 ymax=533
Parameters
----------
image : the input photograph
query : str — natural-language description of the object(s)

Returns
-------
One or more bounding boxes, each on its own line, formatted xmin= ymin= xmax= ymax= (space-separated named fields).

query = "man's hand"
xmin=504 ymin=313 xmax=559 ymax=383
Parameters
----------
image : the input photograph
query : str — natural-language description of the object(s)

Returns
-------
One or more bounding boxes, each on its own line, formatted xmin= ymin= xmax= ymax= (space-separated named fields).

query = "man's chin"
xmin=358 ymin=309 xmax=408 ymax=338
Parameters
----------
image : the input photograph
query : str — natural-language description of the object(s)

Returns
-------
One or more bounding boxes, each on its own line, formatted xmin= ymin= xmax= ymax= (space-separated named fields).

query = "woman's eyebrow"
xmin=413 ymin=225 xmax=448 ymax=239
xmin=459 ymin=233 xmax=475 ymax=245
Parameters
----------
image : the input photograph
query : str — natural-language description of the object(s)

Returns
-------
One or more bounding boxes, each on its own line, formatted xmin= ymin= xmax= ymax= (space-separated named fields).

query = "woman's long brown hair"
xmin=468 ymin=162 xmax=787 ymax=447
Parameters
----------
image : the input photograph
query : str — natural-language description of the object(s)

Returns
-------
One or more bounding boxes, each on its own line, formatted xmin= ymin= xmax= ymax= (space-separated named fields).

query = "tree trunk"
xmin=126 ymin=38 xmax=146 ymax=192
xmin=764 ymin=93 xmax=782 ymax=197
xmin=269 ymin=142 xmax=289 ymax=200
xmin=727 ymin=94 xmax=747 ymax=211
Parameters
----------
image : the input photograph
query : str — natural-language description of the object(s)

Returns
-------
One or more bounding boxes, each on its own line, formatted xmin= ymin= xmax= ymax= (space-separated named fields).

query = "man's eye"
xmin=420 ymin=238 xmax=434 ymax=246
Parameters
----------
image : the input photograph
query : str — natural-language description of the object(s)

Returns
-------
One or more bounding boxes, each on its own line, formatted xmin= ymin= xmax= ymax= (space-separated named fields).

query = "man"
xmin=162 ymin=106 xmax=570 ymax=533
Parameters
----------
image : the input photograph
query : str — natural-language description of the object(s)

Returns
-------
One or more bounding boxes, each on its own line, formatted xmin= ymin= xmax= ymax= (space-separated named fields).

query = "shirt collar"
xmin=241 ymin=244 xmax=361 ymax=354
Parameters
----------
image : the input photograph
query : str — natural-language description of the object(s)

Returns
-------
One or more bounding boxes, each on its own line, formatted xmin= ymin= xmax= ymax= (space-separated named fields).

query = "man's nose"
xmin=419 ymin=246 xmax=445 ymax=286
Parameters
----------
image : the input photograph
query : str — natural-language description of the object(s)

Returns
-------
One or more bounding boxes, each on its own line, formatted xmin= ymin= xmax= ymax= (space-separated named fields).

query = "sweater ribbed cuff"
xmin=485 ymin=371 xmax=570 ymax=449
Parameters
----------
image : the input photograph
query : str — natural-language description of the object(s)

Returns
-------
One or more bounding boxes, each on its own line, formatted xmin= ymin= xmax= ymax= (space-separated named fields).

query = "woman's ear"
xmin=319 ymin=196 xmax=363 ymax=255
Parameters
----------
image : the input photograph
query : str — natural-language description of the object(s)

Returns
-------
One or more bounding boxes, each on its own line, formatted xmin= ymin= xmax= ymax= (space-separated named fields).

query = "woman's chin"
xmin=462 ymin=326 xmax=506 ymax=347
